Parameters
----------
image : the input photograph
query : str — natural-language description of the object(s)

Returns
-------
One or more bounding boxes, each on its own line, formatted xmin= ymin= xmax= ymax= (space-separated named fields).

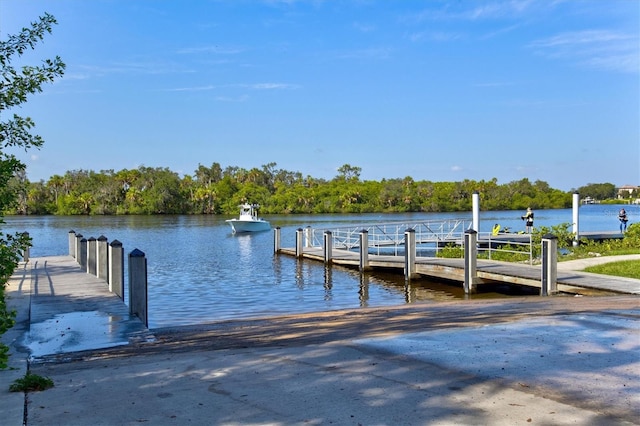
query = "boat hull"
xmin=226 ymin=219 xmax=271 ymax=233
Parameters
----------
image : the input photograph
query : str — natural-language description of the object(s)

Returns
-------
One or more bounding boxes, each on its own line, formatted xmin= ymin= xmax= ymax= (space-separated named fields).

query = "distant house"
xmin=617 ymin=185 xmax=639 ymax=199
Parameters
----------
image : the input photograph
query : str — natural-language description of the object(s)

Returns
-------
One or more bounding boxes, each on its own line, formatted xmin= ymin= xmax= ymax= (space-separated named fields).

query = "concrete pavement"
xmin=556 ymin=253 xmax=640 ymax=272
xmin=1 ymin=256 xmax=639 ymax=425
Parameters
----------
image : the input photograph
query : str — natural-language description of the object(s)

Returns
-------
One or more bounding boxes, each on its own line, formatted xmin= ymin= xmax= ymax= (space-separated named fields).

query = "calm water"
xmin=2 ymin=204 xmax=635 ymax=329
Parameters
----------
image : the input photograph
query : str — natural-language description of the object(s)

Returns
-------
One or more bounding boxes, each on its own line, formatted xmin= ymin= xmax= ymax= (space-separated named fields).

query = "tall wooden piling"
xmin=129 ymin=248 xmax=148 ymax=327
xmin=472 ymin=191 xmax=480 ymax=232
xmin=79 ymin=238 xmax=88 ymax=271
xmin=464 ymin=229 xmax=478 ymax=294
xmin=572 ymin=193 xmax=580 ymax=246
xmin=323 ymin=231 xmax=333 ymax=264
xmin=75 ymin=233 xmax=83 ymax=263
xmin=359 ymin=230 xmax=370 ymax=271
xmin=68 ymin=230 xmax=76 ymax=258
xmin=404 ymin=229 xmax=417 ymax=280
xmin=541 ymin=234 xmax=558 ymax=296
xmin=295 ymin=228 xmax=304 ymax=258
xmin=97 ymin=235 xmax=109 ymax=282
xmin=87 ymin=237 xmax=97 ymax=275
xmin=274 ymin=227 xmax=281 ymax=254
xmin=109 ymin=240 xmax=124 ymax=299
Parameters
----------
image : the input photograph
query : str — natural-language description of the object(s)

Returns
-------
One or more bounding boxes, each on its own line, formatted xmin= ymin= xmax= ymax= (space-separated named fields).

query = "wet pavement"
xmin=1 ymin=256 xmax=639 ymax=425
xmin=19 ymin=256 xmax=153 ymax=360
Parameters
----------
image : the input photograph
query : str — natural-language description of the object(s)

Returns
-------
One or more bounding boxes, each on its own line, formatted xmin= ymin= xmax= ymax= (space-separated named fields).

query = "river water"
xmin=2 ymin=204 xmax=635 ymax=329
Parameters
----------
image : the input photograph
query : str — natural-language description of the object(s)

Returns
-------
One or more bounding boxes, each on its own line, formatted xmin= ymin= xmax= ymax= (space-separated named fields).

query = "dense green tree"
xmin=575 ymin=183 xmax=617 ymax=200
xmin=8 ymin=163 xmax=582 ymax=216
xmin=0 ymin=12 xmax=65 ymax=368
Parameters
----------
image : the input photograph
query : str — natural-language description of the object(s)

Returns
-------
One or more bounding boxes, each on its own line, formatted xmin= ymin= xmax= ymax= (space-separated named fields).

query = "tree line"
xmin=6 ymin=162 xmax=578 ymax=215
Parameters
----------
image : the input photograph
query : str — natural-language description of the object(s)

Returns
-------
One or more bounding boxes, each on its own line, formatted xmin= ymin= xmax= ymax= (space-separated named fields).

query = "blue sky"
xmin=2 ymin=0 xmax=638 ymax=191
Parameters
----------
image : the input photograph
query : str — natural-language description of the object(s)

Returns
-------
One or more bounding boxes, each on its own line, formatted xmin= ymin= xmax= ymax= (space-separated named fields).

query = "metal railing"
xmin=309 ymin=218 xmax=472 ymax=255
xmin=478 ymin=232 xmax=534 ymax=265
xmin=305 ymin=221 xmax=534 ymax=263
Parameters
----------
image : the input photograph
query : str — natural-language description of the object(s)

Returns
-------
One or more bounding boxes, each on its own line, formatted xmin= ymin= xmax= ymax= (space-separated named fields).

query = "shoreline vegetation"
xmin=6 ymin=163 xmax=637 ymax=216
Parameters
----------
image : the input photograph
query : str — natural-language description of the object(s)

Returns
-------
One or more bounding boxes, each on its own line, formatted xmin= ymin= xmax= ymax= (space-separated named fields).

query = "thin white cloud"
xmin=467 ymin=0 xmax=536 ymax=20
xmin=215 ymin=95 xmax=250 ymax=102
xmin=165 ymin=83 xmax=299 ymax=92
xmin=405 ymin=0 xmax=543 ymax=23
xmin=245 ymin=83 xmax=300 ymax=90
xmin=529 ymin=30 xmax=639 ymax=73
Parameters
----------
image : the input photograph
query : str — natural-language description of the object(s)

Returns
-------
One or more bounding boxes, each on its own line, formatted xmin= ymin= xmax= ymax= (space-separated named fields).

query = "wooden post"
xmin=572 ymin=192 xmax=580 ymax=246
xmin=541 ymin=234 xmax=558 ymax=296
xmin=109 ymin=239 xmax=124 ymax=299
xmin=359 ymin=230 xmax=369 ymax=271
xmin=87 ymin=237 xmax=97 ymax=275
xmin=404 ymin=229 xmax=417 ymax=280
xmin=97 ymin=235 xmax=109 ymax=282
xmin=68 ymin=230 xmax=76 ymax=258
xmin=79 ymin=237 xmax=88 ymax=271
xmin=129 ymin=248 xmax=148 ymax=327
xmin=75 ymin=233 xmax=83 ymax=264
xmin=323 ymin=231 xmax=333 ymax=264
xmin=472 ymin=191 xmax=480 ymax=232
xmin=273 ymin=227 xmax=281 ymax=254
xmin=295 ymin=228 xmax=304 ymax=258
xmin=464 ymin=229 xmax=478 ymax=294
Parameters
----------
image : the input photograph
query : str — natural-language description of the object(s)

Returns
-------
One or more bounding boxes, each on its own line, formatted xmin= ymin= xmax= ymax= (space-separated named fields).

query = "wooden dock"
xmin=278 ymin=247 xmax=640 ymax=295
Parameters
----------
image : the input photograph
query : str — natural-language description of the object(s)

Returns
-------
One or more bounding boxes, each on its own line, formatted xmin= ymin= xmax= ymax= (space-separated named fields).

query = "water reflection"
xmin=359 ymin=273 xmax=370 ymax=307
xmin=323 ymin=265 xmax=333 ymax=301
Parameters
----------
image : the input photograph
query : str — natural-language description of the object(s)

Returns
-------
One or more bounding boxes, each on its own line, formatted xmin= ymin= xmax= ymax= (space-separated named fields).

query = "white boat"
xmin=226 ymin=203 xmax=271 ymax=233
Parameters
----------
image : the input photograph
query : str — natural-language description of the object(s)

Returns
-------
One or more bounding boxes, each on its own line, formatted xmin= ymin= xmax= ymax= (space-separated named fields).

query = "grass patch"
xmin=9 ymin=372 xmax=54 ymax=392
xmin=584 ymin=260 xmax=640 ymax=280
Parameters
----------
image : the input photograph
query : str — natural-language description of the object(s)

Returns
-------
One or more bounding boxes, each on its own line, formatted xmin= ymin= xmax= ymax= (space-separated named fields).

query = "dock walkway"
xmin=279 ymin=247 xmax=640 ymax=295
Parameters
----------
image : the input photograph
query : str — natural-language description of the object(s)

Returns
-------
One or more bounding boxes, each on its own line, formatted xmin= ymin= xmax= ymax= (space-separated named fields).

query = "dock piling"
xmin=464 ymin=230 xmax=478 ymax=294
xmin=572 ymin=193 xmax=580 ymax=246
xmin=109 ymin=240 xmax=124 ymax=299
xmin=79 ymin=237 xmax=88 ymax=271
xmin=404 ymin=229 xmax=417 ymax=280
xmin=74 ymin=233 xmax=83 ymax=264
xmin=295 ymin=228 xmax=304 ymax=258
xmin=87 ymin=237 xmax=97 ymax=275
xmin=274 ymin=227 xmax=281 ymax=254
xmin=472 ymin=191 xmax=480 ymax=232
xmin=359 ymin=230 xmax=370 ymax=271
xmin=97 ymin=235 xmax=109 ymax=282
xmin=323 ymin=231 xmax=333 ymax=264
xmin=129 ymin=248 xmax=148 ymax=327
xmin=68 ymin=230 xmax=76 ymax=258
xmin=541 ymin=234 xmax=558 ymax=296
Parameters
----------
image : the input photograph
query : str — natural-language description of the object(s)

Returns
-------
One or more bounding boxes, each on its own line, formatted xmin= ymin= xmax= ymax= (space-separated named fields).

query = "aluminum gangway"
xmin=309 ymin=218 xmax=472 ymax=255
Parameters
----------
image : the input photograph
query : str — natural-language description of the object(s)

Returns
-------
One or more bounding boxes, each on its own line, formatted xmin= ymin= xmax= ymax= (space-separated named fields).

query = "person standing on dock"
xmin=618 ymin=208 xmax=628 ymax=233
xmin=521 ymin=207 xmax=534 ymax=233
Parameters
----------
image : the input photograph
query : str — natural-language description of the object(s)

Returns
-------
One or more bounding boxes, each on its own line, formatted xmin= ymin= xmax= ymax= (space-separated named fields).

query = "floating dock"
xmin=276 ymin=224 xmax=639 ymax=296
